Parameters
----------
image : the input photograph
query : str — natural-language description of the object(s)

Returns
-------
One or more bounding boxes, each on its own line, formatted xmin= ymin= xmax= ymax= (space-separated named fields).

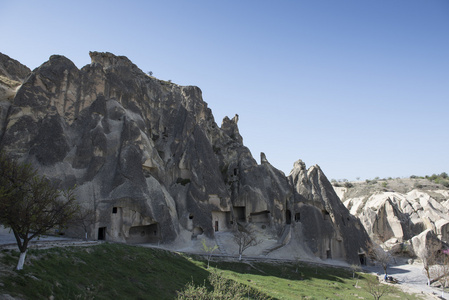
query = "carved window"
xmin=286 ymin=210 xmax=292 ymax=225
xmin=295 ymin=213 xmax=300 ymax=222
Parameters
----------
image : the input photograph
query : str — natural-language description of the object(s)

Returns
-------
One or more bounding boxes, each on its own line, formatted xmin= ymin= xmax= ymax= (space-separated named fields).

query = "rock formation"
xmin=338 ymin=179 xmax=449 ymax=255
xmin=0 ymin=51 xmax=369 ymax=264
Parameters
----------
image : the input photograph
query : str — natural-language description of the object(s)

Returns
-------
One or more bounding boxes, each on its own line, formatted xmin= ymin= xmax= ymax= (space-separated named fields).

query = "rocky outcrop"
xmin=339 ymin=179 xmax=449 ymax=255
xmin=0 ymin=53 xmax=30 ymax=82
xmin=288 ymin=160 xmax=370 ymax=263
xmin=0 ymin=53 xmax=31 ymax=141
xmin=0 ymin=51 xmax=370 ymax=263
xmin=411 ymin=229 xmax=443 ymax=258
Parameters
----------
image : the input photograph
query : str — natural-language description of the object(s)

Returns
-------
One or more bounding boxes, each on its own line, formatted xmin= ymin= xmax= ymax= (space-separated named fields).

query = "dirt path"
xmin=0 ymin=225 xmax=100 ymax=250
xmin=363 ymin=258 xmax=445 ymax=299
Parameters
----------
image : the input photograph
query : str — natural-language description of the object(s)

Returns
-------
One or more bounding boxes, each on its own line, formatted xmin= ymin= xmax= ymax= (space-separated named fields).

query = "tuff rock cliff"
xmin=0 ymin=51 xmax=369 ymax=264
xmin=336 ymin=179 xmax=449 ymax=256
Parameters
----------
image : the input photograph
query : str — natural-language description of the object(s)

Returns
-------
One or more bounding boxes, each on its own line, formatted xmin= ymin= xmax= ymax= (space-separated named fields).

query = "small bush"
xmin=177 ymin=270 xmax=272 ymax=300
xmin=344 ymin=182 xmax=353 ymax=188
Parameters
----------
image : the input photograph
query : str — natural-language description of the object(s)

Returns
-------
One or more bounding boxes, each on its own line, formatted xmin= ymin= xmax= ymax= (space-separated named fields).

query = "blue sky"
xmin=1 ymin=1 xmax=448 ymax=180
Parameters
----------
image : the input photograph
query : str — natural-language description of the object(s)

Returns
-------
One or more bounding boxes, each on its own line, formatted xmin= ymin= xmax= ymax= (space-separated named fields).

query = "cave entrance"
xmin=211 ymin=211 xmax=230 ymax=232
xmin=286 ymin=210 xmax=292 ymax=225
xmin=98 ymin=227 xmax=106 ymax=240
xmin=127 ymin=224 xmax=159 ymax=244
xmin=192 ymin=227 xmax=204 ymax=239
xmin=250 ymin=210 xmax=270 ymax=223
xmin=359 ymin=253 xmax=367 ymax=265
xmin=233 ymin=206 xmax=246 ymax=222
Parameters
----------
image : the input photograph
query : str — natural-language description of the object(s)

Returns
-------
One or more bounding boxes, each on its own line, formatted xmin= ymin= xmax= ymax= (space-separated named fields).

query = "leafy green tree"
xmin=0 ymin=152 xmax=79 ymax=270
xmin=202 ymin=239 xmax=218 ymax=269
xmin=363 ymin=276 xmax=392 ymax=300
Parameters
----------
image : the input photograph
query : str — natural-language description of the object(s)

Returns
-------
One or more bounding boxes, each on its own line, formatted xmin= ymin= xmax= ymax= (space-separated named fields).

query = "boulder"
xmin=411 ymin=229 xmax=442 ymax=258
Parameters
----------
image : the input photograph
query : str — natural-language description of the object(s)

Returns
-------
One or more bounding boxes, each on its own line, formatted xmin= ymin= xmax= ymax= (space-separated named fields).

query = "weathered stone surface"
xmin=0 ymin=51 xmax=370 ymax=263
xmin=340 ymin=180 xmax=449 ymax=256
xmin=0 ymin=53 xmax=31 ymax=140
xmin=410 ymin=229 xmax=442 ymax=258
xmin=288 ymin=160 xmax=370 ymax=263
xmin=0 ymin=53 xmax=30 ymax=82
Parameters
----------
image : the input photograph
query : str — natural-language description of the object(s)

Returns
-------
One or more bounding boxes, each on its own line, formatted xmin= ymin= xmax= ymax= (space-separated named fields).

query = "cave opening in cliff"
xmin=250 ymin=211 xmax=270 ymax=223
xmin=112 ymin=207 xmax=118 ymax=214
xmin=295 ymin=213 xmax=300 ymax=222
xmin=127 ymin=224 xmax=159 ymax=244
xmin=233 ymin=206 xmax=246 ymax=222
xmin=359 ymin=253 xmax=367 ymax=265
xmin=98 ymin=227 xmax=106 ymax=240
xmin=192 ymin=227 xmax=204 ymax=239
xmin=322 ymin=210 xmax=330 ymax=221
xmin=211 ymin=211 xmax=231 ymax=232
xmin=286 ymin=210 xmax=291 ymax=225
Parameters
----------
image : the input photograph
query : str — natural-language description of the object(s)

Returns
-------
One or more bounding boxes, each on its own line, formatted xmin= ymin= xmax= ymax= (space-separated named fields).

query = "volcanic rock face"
xmin=0 ymin=52 xmax=369 ymax=263
xmin=339 ymin=180 xmax=449 ymax=254
xmin=0 ymin=53 xmax=31 ymax=140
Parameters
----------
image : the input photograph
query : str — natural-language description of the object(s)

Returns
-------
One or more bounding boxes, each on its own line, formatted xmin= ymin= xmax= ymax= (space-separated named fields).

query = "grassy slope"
xmin=0 ymin=243 xmax=421 ymax=300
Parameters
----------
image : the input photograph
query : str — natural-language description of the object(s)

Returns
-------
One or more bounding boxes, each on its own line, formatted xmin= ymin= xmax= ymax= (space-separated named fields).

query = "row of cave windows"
xmin=112 ymin=207 xmax=333 ymax=224
xmin=286 ymin=210 xmax=301 ymax=224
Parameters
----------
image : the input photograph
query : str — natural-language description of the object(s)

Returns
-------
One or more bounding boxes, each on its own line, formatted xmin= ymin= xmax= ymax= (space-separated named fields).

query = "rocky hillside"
xmin=335 ymin=177 xmax=449 ymax=255
xmin=0 ymin=51 xmax=369 ymax=264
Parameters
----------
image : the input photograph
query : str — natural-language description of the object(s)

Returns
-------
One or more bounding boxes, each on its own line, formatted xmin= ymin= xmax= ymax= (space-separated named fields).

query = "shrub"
xmin=177 ymin=270 xmax=271 ymax=300
xmin=344 ymin=182 xmax=353 ymax=188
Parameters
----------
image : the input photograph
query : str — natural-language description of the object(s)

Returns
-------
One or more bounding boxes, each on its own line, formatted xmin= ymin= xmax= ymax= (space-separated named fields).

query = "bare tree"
xmin=431 ymin=249 xmax=449 ymax=298
xmin=0 ymin=152 xmax=79 ymax=270
xmin=350 ymin=264 xmax=363 ymax=288
xmin=431 ymin=264 xmax=449 ymax=298
xmin=366 ymin=241 xmax=393 ymax=277
xmin=418 ymin=245 xmax=440 ymax=286
xmin=350 ymin=264 xmax=362 ymax=279
xmin=69 ymin=207 xmax=96 ymax=240
xmin=234 ymin=225 xmax=261 ymax=261
xmin=363 ymin=276 xmax=393 ymax=300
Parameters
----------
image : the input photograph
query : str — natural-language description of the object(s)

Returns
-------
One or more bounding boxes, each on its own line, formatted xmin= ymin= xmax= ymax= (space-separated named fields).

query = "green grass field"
xmin=0 ymin=243 xmax=422 ymax=299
